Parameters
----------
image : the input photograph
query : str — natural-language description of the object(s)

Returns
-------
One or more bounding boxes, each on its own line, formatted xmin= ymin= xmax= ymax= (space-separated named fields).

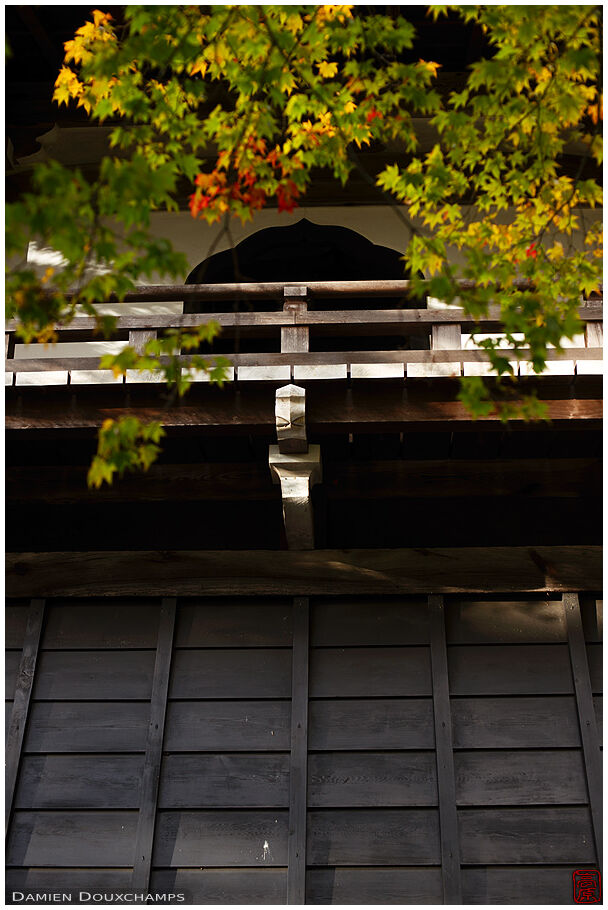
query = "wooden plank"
xmin=5 ymin=599 xmax=45 ymax=835
xmin=587 ymin=643 xmax=603 ymax=692
xmin=281 ymin=294 xmax=309 ymax=355
xmin=446 ymin=597 xmax=567 ymax=643
xmin=151 ymin=869 xmax=287 ymax=905
xmin=39 ymin=600 xmax=161 ymax=648
xmin=5 ymin=604 xmax=29 ymax=647
xmin=170 ymin=650 xmax=292 ymax=699
xmin=174 ymin=599 xmax=293 ymax=646
xmin=6 ymin=870 xmax=133 ymax=902
xmin=564 ymin=593 xmax=603 ymax=869
xmin=308 ymin=753 xmax=437 ymax=807
xmin=26 ymin=651 xmax=155 ymax=700
xmin=8 ymin=458 xmax=601 ymax=505
xmin=310 ymin=648 xmax=431 ymax=697
xmin=458 ymin=807 xmax=595 ymax=863
xmin=309 ymin=698 xmax=434 ymax=750
xmin=307 ymin=809 xmax=440 ymax=865
xmin=132 ymin=598 xmax=176 ymax=893
xmin=462 ymin=866 xmax=601 ymax=905
xmin=451 ymin=696 xmax=583 ymax=748
xmin=429 ymin=595 xmax=462 ymax=904
xmin=448 ymin=645 xmax=574 ymax=695
xmin=6 ymin=346 xmax=603 ymax=373
xmin=5 ymin=652 xmax=21 ymax=700
xmin=165 ymin=701 xmax=291 ymax=751
xmin=311 ymin=597 xmax=429 ymax=645
xmin=23 ymin=702 xmax=150 ymax=752
xmin=156 ymin=755 xmax=289 ymax=808
xmin=14 ymin=755 xmax=145 ymax=808
xmin=306 ymin=868 xmax=443 ymax=904
xmin=455 ymin=750 xmax=587 ymax=805
xmin=7 ymin=811 xmax=138 ymax=866
xmin=7 ymin=547 xmax=601 ymax=598
xmin=152 ymin=811 xmax=289 ymax=867
xmin=287 ymin=596 xmax=310 ymax=905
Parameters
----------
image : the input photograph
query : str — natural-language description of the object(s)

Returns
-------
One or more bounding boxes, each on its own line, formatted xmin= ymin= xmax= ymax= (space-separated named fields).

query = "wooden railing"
xmin=5 ymin=281 xmax=603 ymax=385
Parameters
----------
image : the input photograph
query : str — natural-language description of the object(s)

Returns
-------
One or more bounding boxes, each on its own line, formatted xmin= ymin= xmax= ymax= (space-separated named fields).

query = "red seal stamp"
xmin=573 ymin=870 xmax=601 ymax=903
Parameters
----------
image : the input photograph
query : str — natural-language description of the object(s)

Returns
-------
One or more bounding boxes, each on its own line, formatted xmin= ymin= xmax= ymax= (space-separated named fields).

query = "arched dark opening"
xmin=184 ymin=218 xmax=427 ymax=351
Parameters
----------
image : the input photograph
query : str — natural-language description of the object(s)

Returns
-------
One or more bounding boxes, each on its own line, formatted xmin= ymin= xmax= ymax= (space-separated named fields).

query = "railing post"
xmin=431 ymin=323 xmax=462 ymax=377
xmin=282 ymin=288 xmax=309 ymax=374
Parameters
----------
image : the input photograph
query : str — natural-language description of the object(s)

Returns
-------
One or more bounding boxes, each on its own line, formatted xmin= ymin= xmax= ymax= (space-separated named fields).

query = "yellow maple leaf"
xmin=318 ymin=61 xmax=338 ymax=79
xmin=343 ymin=100 xmax=356 ymax=114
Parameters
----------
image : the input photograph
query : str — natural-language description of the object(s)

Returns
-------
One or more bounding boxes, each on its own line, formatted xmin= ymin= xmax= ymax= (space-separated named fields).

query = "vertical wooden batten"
xmin=5 ymin=598 xmax=45 ymax=836
xmin=282 ymin=287 xmax=309 ymax=381
xmin=564 ymin=592 xmax=603 ymax=870
xmin=429 ymin=595 xmax=462 ymax=904
xmin=287 ymin=596 xmax=310 ymax=904
xmin=131 ymin=598 xmax=177 ymax=894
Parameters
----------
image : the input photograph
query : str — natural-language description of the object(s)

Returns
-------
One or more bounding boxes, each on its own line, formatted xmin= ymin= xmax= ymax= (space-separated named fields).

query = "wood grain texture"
xmin=461 ymin=866 xmax=602 ymax=905
xmin=169 ymin=650 xmax=292 ymax=699
xmin=5 ymin=600 xmax=45 ymax=834
xmin=309 ymin=699 xmax=435 ymax=750
xmin=23 ymin=701 xmax=150 ymax=752
xmin=165 ymin=700 xmax=291 ymax=751
xmin=306 ymin=867 xmax=443 ymax=904
xmin=448 ymin=645 xmax=574 ymax=695
xmin=174 ymin=600 xmax=293 ymax=646
xmin=458 ymin=807 xmax=596 ymax=863
xmin=151 ymin=869 xmax=287 ymax=904
xmin=287 ymin=597 xmax=310 ymax=904
xmin=308 ymin=753 xmax=437 ymax=807
xmin=451 ymin=696 xmax=583 ymax=748
xmin=307 ymin=809 xmax=440 ymax=865
xmin=14 ymin=755 xmax=145 ymax=808
xmin=7 ymin=811 xmax=138 ymax=866
xmin=152 ymin=811 xmax=289 ymax=867
xmin=446 ymin=598 xmax=567 ymax=643
xmin=311 ymin=598 xmax=429 ymax=645
xmin=157 ymin=754 xmax=290 ymax=807
xmin=7 ymin=547 xmax=601 ymax=597
xmin=26 ymin=651 xmax=156 ymax=700
xmin=309 ymin=648 xmax=432 ymax=697
xmin=454 ymin=751 xmax=588 ymax=805
xmin=40 ymin=601 xmax=161 ymax=648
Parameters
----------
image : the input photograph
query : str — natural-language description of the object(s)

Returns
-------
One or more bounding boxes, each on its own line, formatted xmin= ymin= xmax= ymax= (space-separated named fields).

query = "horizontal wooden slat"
xmin=311 ymin=599 xmax=429 ymax=645
xmin=6 ymin=652 xmax=21 ymax=700
xmin=307 ymin=809 xmax=440 ymax=865
xmin=586 ymin=643 xmax=602 ymax=693
xmin=170 ymin=650 xmax=292 ymax=699
xmin=455 ymin=751 xmax=587 ymax=805
xmin=7 ymin=547 xmax=601 ymax=597
xmin=41 ymin=601 xmax=160 ymax=648
xmin=309 ymin=699 xmax=434 ymax=750
xmin=14 ymin=755 xmax=144 ymax=809
xmin=306 ymin=867 xmax=443 ymax=904
xmin=151 ymin=869 xmax=286 ymax=904
xmin=174 ymin=600 xmax=293 ymax=646
xmin=461 ymin=866 xmax=601 ymax=905
xmin=6 ymin=346 xmax=603 ymax=373
xmin=152 ymin=811 xmax=288 ymax=867
xmin=451 ymin=697 xmax=584 ymax=748
xmin=308 ymin=753 xmax=437 ymax=807
xmin=448 ymin=645 xmax=574 ymax=695
xmin=458 ymin=807 xmax=596 ymax=863
xmin=7 ymin=811 xmax=138 ymax=866
xmin=23 ymin=702 xmax=150 ymax=752
xmin=6 ymin=870 xmax=133 ymax=900
xmin=446 ymin=598 xmax=567 ymax=643
xmin=26 ymin=651 xmax=155 ymax=700
xmin=165 ymin=700 xmax=291 ymax=751
xmin=6 ymin=606 xmax=29 ymax=647
xmin=158 ymin=755 xmax=289 ymax=808
xmin=310 ymin=648 xmax=432 ymax=697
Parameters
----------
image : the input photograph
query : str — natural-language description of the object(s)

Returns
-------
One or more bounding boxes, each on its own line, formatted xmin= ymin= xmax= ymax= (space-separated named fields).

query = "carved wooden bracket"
xmin=269 ymin=445 xmax=322 ymax=550
xmin=275 ymin=384 xmax=307 ymax=453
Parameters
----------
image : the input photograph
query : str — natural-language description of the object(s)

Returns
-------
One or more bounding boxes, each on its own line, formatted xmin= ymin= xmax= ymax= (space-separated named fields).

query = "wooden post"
xmin=563 ymin=592 xmax=603 ymax=871
xmin=282 ymin=287 xmax=309 ymax=382
xmin=129 ymin=330 xmax=157 ymax=354
xmin=287 ymin=596 xmax=310 ymax=904
xmin=276 ymin=384 xmax=308 ymax=453
xmin=131 ymin=598 xmax=176 ymax=894
xmin=5 ymin=598 xmax=45 ymax=836
xmin=429 ymin=594 xmax=462 ymax=904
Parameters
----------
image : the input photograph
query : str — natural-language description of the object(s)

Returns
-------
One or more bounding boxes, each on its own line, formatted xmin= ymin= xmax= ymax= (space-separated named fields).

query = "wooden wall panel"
xmin=5 ymin=652 xmax=21 ymax=700
xmin=451 ymin=696 xmax=582 ymax=748
xmin=164 ymin=701 xmax=291 ymax=751
xmin=461 ymin=867 xmax=600 ymax=905
xmin=23 ymin=702 xmax=150 ymax=752
xmin=454 ymin=751 xmax=588 ymax=805
xmin=39 ymin=601 xmax=160 ymax=648
xmin=309 ymin=699 xmax=434 ymax=750
xmin=5 ymin=604 xmax=29 ymax=648
xmin=14 ymin=755 xmax=144 ymax=808
xmin=459 ymin=807 xmax=596 ymax=864
xmin=152 ymin=811 xmax=289 ymax=866
xmin=308 ymin=753 xmax=437 ymax=807
xmin=6 ymin=870 xmax=132 ymax=901
xmin=151 ymin=869 xmax=287 ymax=904
xmin=174 ymin=599 xmax=293 ymax=647
xmin=307 ymin=810 xmax=441 ymax=865
xmin=306 ymin=867 xmax=443 ymax=904
xmin=311 ymin=598 xmax=429 ymax=645
xmin=448 ymin=645 xmax=573 ymax=695
xmin=586 ymin=643 xmax=602 ymax=692
xmin=309 ymin=648 xmax=431 ymax=697
xmin=170 ymin=650 xmax=292 ymax=698
xmin=29 ymin=651 xmax=156 ymax=699
xmin=446 ymin=598 xmax=567 ymax=643
xmin=7 ymin=811 xmax=138 ymax=866
xmin=157 ymin=755 xmax=289 ymax=808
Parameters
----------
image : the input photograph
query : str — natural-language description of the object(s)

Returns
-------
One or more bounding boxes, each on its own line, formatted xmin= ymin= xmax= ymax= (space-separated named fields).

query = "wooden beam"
xmin=429 ymin=595 xmax=462 ymax=903
xmin=131 ymin=598 xmax=176 ymax=893
xmin=5 ymin=458 xmax=601 ymax=505
xmin=563 ymin=593 xmax=603 ymax=871
xmin=287 ymin=597 xmax=310 ymax=905
xmin=6 ymin=546 xmax=601 ymax=598
xmin=5 ymin=599 xmax=45 ymax=836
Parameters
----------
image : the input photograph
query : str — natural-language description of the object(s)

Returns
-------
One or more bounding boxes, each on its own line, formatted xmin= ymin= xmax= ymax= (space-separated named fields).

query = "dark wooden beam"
xmin=287 ymin=597 xmax=310 ymax=905
xmin=5 ymin=458 xmax=600 ymax=504
xmin=6 ymin=546 xmax=602 ymax=597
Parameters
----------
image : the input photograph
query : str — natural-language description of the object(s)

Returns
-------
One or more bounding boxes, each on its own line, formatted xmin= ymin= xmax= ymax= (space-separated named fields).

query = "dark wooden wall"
xmin=6 ymin=594 xmax=602 ymax=904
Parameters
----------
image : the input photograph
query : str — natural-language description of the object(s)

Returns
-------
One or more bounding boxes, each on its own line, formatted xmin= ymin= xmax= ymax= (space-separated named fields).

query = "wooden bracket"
xmin=282 ymin=286 xmax=309 ymax=359
xmin=276 ymin=384 xmax=307 ymax=453
xmin=269 ymin=445 xmax=322 ymax=549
